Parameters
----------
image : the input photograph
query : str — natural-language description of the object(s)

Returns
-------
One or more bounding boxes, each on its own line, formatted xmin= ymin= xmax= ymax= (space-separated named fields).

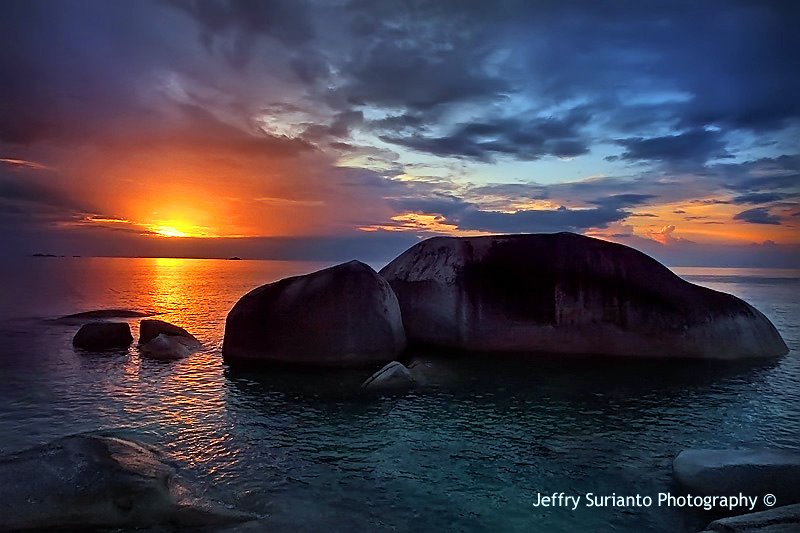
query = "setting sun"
xmin=153 ymin=226 xmax=187 ymax=238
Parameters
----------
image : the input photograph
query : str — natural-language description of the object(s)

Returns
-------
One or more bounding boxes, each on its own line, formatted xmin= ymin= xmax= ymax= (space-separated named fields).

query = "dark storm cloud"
xmin=379 ymin=109 xmax=591 ymax=162
xmin=455 ymin=206 xmax=628 ymax=234
xmin=0 ymin=169 xmax=88 ymax=216
xmin=733 ymin=207 xmax=782 ymax=225
xmin=589 ymin=194 xmax=656 ymax=209
xmin=387 ymin=195 xmax=470 ymax=220
xmin=731 ymin=192 xmax=792 ymax=205
xmin=611 ymin=129 xmax=731 ymax=166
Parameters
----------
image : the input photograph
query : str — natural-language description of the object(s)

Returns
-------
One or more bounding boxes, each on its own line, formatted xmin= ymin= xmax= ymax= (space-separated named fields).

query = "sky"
xmin=1 ymin=0 xmax=798 ymax=266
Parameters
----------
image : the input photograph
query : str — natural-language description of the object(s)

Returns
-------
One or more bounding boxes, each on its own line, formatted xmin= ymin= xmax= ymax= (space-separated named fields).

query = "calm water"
xmin=0 ymin=258 xmax=798 ymax=532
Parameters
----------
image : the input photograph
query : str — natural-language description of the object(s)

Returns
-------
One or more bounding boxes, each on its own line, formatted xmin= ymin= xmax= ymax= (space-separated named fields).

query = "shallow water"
xmin=0 ymin=258 xmax=798 ymax=532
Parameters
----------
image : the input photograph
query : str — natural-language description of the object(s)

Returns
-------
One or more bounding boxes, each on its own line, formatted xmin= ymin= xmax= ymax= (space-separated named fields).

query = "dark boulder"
xmin=379 ymin=233 xmax=788 ymax=358
xmin=223 ymin=260 xmax=406 ymax=366
xmin=72 ymin=322 xmax=133 ymax=350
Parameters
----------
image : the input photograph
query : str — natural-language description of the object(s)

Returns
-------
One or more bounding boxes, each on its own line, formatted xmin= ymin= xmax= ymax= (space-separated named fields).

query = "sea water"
xmin=0 ymin=257 xmax=797 ymax=532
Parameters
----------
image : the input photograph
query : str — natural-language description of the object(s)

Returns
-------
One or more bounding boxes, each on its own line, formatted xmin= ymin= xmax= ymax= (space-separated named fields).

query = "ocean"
xmin=0 ymin=257 xmax=798 ymax=532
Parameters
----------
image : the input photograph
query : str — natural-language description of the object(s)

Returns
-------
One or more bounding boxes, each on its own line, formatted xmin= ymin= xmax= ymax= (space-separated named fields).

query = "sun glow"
xmin=153 ymin=226 xmax=187 ymax=238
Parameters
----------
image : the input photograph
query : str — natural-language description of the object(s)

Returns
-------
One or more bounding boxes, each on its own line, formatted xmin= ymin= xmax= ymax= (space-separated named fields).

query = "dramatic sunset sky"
xmin=1 ymin=0 xmax=798 ymax=265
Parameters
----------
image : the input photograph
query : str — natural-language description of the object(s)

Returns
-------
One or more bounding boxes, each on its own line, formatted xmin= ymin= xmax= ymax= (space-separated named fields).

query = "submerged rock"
xmin=223 ymin=260 xmax=406 ymax=366
xmin=361 ymin=361 xmax=416 ymax=392
xmin=60 ymin=309 xmax=154 ymax=320
xmin=139 ymin=319 xmax=199 ymax=345
xmin=139 ymin=333 xmax=198 ymax=360
xmin=700 ymin=504 xmax=800 ymax=532
xmin=0 ymin=434 xmax=252 ymax=530
xmin=72 ymin=322 xmax=133 ymax=350
xmin=379 ymin=233 xmax=788 ymax=359
xmin=65 ymin=309 xmax=152 ymax=319
xmin=674 ymin=449 xmax=800 ymax=506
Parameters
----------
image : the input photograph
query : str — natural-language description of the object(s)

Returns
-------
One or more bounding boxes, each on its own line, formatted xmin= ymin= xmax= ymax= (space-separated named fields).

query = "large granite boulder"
xmin=674 ymin=449 xmax=800 ymax=506
xmin=223 ymin=260 xmax=406 ymax=366
xmin=701 ymin=504 xmax=800 ymax=533
xmin=0 ymin=434 xmax=251 ymax=530
xmin=379 ymin=233 xmax=788 ymax=358
xmin=72 ymin=322 xmax=133 ymax=350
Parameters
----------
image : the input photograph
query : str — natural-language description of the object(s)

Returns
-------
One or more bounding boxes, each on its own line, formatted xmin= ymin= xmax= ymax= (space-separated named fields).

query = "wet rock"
xmin=72 ymin=322 xmax=133 ymax=350
xmin=223 ymin=260 xmax=406 ymax=366
xmin=0 ymin=434 xmax=252 ymax=530
xmin=139 ymin=333 xmax=199 ymax=360
xmin=139 ymin=319 xmax=199 ymax=345
xmin=361 ymin=361 xmax=416 ymax=392
xmin=674 ymin=449 xmax=800 ymax=506
xmin=700 ymin=503 xmax=800 ymax=532
xmin=380 ymin=232 xmax=788 ymax=359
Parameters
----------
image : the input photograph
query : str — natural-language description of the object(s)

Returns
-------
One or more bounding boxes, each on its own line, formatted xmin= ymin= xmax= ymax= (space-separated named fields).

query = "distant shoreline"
xmin=13 ymin=254 xmax=800 ymax=273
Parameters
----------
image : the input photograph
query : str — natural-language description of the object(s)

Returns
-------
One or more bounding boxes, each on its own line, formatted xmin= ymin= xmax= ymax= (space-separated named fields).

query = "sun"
xmin=153 ymin=225 xmax=188 ymax=238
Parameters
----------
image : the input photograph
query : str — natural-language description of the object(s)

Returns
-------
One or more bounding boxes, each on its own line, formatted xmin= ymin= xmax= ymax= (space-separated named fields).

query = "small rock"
xmin=72 ymin=322 xmax=133 ymax=350
xmin=361 ymin=361 xmax=416 ymax=392
xmin=139 ymin=334 xmax=199 ymax=360
xmin=60 ymin=309 xmax=154 ymax=320
xmin=139 ymin=319 xmax=199 ymax=345
xmin=700 ymin=503 xmax=800 ymax=532
xmin=674 ymin=449 xmax=800 ymax=508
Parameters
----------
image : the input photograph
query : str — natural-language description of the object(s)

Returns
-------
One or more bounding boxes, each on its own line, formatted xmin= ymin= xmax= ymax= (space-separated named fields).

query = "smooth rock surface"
xmin=139 ymin=319 xmax=199 ymax=345
xmin=674 ymin=449 xmax=800 ymax=506
xmin=223 ymin=260 xmax=406 ymax=366
xmin=0 ymin=434 xmax=251 ymax=530
xmin=701 ymin=504 xmax=800 ymax=533
xmin=361 ymin=361 xmax=416 ymax=391
xmin=379 ymin=233 xmax=788 ymax=358
xmin=139 ymin=333 xmax=199 ymax=360
xmin=72 ymin=321 xmax=133 ymax=350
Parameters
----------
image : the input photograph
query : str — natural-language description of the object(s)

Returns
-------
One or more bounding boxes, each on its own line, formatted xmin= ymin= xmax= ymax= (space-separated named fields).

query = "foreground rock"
xmin=674 ymin=449 xmax=800 ymax=506
xmin=0 ymin=434 xmax=251 ymax=530
xmin=701 ymin=504 xmax=800 ymax=532
xmin=139 ymin=319 xmax=199 ymax=345
xmin=72 ymin=322 xmax=133 ymax=350
xmin=380 ymin=233 xmax=788 ymax=358
xmin=223 ymin=260 xmax=406 ymax=366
